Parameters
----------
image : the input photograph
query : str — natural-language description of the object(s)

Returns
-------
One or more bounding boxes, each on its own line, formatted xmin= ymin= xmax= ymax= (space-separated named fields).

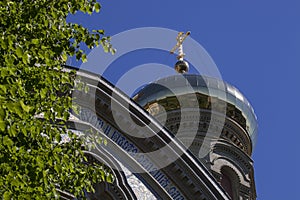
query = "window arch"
xmin=221 ymin=172 xmax=233 ymax=198
xmin=220 ymin=166 xmax=240 ymax=200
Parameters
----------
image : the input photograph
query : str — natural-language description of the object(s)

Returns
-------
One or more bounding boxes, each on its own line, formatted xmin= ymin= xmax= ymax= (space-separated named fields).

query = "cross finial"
xmin=170 ymin=31 xmax=191 ymax=73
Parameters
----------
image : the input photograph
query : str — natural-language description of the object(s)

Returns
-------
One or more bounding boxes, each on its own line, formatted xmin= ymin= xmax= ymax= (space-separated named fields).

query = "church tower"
xmin=133 ymin=32 xmax=258 ymax=200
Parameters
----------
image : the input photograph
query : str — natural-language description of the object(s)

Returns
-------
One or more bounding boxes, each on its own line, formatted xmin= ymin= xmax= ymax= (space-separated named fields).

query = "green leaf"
xmin=22 ymin=53 xmax=28 ymax=64
xmin=54 ymin=165 xmax=61 ymax=173
xmin=0 ymin=106 xmax=5 ymax=120
xmin=82 ymin=54 xmax=87 ymax=63
xmin=20 ymin=100 xmax=31 ymax=113
xmin=8 ymin=123 xmax=17 ymax=137
xmin=16 ymin=46 xmax=23 ymax=57
xmin=95 ymin=3 xmax=101 ymax=13
xmin=3 ymin=135 xmax=13 ymax=148
xmin=55 ymin=133 xmax=61 ymax=142
xmin=40 ymin=88 xmax=47 ymax=99
xmin=97 ymin=29 xmax=105 ymax=34
xmin=3 ymin=191 xmax=11 ymax=200
xmin=6 ymin=102 xmax=16 ymax=112
xmin=61 ymin=52 xmax=68 ymax=62
xmin=32 ymin=39 xmax=39 ymax=44
xmin=106 ymin=174 xmax=114 ymax=183
xmin=0 ymin=121 xmax=6 ymax=131
xmin=103 ymin=45 xmax=108 ymax=53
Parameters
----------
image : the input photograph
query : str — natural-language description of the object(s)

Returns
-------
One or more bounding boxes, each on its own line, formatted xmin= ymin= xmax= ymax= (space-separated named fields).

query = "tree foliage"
xmin=0 ymin=0 xmax=114 ymax=199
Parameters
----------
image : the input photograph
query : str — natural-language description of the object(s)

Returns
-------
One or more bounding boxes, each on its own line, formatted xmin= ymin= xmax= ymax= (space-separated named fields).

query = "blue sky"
xmin=69 ymin=1 xmax=300 ymax=199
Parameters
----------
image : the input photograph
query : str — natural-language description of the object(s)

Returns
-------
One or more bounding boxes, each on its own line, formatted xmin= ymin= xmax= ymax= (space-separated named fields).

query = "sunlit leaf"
xmin=32 ymin=39 xmax=39 ymax=45
xmin=16 ymin=47 xmax=23 ymax=57
xmin=82 ymin=53 xmax=87 ymax=63
xmin=95 ymin=3 xmax=101 ymax=13
xmin=20 ymin=100 xmax=31 ymax=113
xmin=0 ymin=121 xmax=6 ymax=131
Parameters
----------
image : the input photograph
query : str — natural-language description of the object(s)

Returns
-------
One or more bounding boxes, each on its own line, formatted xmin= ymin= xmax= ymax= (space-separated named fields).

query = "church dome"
xmin=133 ymin=74 xmax=258 ymax=148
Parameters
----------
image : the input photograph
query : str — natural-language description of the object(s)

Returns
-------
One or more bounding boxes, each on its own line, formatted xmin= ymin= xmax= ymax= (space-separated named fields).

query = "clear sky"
xmin=68 ymin=1 xmax=300 ymax=199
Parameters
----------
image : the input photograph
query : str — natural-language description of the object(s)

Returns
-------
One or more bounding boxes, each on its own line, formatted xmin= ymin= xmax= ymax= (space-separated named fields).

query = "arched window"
xmin=220 ymin=166 xmax=239 ymax=200
xmin=221 ymin=173 xmax=233 ymax=199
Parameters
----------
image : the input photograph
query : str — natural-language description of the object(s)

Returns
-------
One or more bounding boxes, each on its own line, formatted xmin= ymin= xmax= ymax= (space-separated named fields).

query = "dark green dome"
xmin=133 ymin=74 xmax=258 ymax=148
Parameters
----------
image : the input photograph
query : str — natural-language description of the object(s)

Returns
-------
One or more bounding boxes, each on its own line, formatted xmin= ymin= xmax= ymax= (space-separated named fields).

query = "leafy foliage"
xmin=0 ymin=0 xmax=114 ymax=199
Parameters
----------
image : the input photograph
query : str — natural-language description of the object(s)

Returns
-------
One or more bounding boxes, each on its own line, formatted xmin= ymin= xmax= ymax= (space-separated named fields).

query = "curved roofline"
xmin=63 ymin=65 xmax=231 ymax=200
xmin=135 ymin=74 xmax=257 ymax=119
